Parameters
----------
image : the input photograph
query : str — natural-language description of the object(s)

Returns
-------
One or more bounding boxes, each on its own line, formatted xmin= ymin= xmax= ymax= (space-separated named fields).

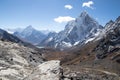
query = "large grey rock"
xmin=25 ymin=60 xmax=60 ymax=80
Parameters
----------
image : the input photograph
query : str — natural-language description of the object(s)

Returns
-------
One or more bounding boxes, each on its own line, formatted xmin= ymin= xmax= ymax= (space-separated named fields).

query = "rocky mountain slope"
xmin=0 ymin=38 xmax=119 ymax=80
xmin=0 ymin=28 xmax=39 ymax=49
xmin=0 ymin=40 xmax=43 ymax=80
xmin=14 ymin=25 xmax=48 ymax=45
xmin=0 ymin=28 xmax=24 ymax=43
xmin=1 ymin=30 xmax=118 ymax=80
xmin=94 ymin=16 xmax=120 ymax=60
xmin=0 ymin=40 xmax=62 ymax=80
xmin=39 ymin=11 xmax=103 ymax=50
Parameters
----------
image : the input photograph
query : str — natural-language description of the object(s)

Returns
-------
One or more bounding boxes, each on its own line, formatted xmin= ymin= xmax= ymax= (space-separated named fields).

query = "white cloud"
xmin=54 ymin=16 xmax=75 ymax=23
xmin=82 ymin=1 xmax=94 ymax=9
xmin=64 ymin=5 xmax=73 ymax=9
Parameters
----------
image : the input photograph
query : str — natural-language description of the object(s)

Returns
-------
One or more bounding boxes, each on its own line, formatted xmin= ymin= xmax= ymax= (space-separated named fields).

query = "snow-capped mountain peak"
xmin=21 ymin=25 xmax=35 ymax=37
xmin=24 ymin=25 xmax=34 ymax=31
xmin=39 ymin=11 xmax=103 ymax=49
xmin=14 ymin=25 xmax=48 ymax=45
xmin=79 ymin=11 xmax=88 ymax=17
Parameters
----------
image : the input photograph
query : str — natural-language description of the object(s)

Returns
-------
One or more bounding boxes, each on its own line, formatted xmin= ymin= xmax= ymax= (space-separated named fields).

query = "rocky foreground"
xmin=0 ymin=40 xmax=61 ymax=80
xmin=0 ymin=40 xmax=119 ymax=80
xmin=0 ymin=40 xmax=42 ymax=80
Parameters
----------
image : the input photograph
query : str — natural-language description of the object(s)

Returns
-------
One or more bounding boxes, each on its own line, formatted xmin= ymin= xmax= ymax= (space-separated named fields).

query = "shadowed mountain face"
xmin=39 ymin=11 xmax=103 ymax=50
xmin=94 ymin=16 xmax=120 ymax=59
xmin=0 ymin=28 xmax=24 ymax=43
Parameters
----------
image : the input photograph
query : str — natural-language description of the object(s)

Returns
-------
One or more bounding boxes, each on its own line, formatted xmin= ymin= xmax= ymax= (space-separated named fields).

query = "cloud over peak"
xmin=54 ymin=16 xmax=75 ymax=23
xmin=64 ymin=5 xmax=73 ymax=9
xmin=82 ymin=1 xmax=94 ymax=9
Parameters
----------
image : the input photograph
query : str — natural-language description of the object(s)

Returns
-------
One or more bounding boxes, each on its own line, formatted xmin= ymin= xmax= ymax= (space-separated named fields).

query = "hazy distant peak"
xmin=25 ymin=25 xmax=35 ymax=31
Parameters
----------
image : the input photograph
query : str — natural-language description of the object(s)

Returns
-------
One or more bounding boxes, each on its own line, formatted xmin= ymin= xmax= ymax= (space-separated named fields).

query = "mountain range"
xmin=4 ymin=11 xmax=104 ymax=50
xmin=0 ymin=11 xmax=120 ymax=80
xmin=13 ymin=25 xmax=49 ymax=45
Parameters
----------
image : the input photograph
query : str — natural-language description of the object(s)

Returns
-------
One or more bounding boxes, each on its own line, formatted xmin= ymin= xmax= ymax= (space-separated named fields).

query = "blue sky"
xmin=0 ymin=0 xmax=120 ymax=32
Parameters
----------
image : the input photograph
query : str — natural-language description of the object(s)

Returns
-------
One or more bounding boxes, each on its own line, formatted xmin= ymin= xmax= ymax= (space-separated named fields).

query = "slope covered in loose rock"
xmin=0 ymin=40 xmax=44 ymax=80
xmin=0 ymin=40 xmax=62 ymax=80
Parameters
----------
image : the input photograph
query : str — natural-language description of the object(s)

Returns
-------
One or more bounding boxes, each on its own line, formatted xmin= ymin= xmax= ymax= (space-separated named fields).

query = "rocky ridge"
xmin=95 ymin=16 xmax=120 ymax=59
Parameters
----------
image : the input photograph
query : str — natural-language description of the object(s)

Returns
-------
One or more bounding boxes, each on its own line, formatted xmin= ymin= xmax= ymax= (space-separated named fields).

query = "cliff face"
xmin=25 ymin=60 xmax=60 ymax=80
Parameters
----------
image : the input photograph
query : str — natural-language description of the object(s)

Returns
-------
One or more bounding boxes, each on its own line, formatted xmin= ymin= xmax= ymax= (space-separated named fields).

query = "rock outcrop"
xmin=25 ymin=60 xmax=60 ymax=80
xmin=0 ymin=40 xmax=61 ymax=80
xmin=0 ymin=40 xmax=44 ymax=80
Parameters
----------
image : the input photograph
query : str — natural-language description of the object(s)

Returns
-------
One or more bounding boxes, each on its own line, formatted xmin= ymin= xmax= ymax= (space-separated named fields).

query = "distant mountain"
xmin=39 ymin=11 xmax=103 ymax=50
xmin=14 ymin=25 xmax=48 ymax=45
xmin=0 ymin=28 xmax=36 ymax=48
